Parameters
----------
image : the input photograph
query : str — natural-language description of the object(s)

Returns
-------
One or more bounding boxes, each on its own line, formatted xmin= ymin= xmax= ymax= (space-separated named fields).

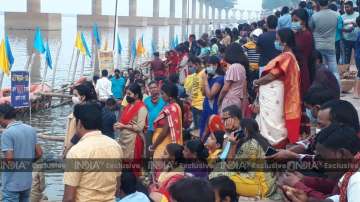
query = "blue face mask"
xmin=188 ymin=66 xmax=196 ymax=74
xmin=291 ymin=21 xmax=302 ymax=31
xmin=274 ymin=41 xmax=284 ymax=52
xmin=306 ymin=108 xmax=316 ymax=123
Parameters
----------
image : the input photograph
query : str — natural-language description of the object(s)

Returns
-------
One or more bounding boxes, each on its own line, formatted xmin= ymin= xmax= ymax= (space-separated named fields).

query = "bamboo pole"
xmin=41 ymin=63 xmax=48 ymax=92
xmin=0 ymin=72 xmax=4 ymax=90
xmin=80 ymin=54 xmax=85 ymax=77
xmin=67 ymin=48 xmax=75 ymax=82
xmin=71 ymin=50 xmax=80 ymax=84
xmin=51 ymin=42 xmax=62 ymax=90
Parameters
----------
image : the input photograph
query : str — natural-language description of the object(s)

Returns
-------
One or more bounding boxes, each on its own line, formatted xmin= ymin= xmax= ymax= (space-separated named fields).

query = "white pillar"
xmin=92 ymin=0 xmax=102 ymax=16
xmin=129 ymin=0 xmax=137 ymax=17
xmin=27 ymin=0 xmax=41 ymax=13
xmin=170 ymin=0 xmax=176 ymax=18
xmin=153 ymin=0 xmax=160 ymax=18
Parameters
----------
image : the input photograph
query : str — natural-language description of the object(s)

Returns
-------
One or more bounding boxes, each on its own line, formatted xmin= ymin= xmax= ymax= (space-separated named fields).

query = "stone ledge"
xmin=5 ymin=12 xmax=62 ymax=30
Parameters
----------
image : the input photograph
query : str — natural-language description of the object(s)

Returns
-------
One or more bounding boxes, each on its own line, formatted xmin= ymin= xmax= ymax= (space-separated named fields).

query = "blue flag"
xmin=45 ymin=43 xmax=52 ymax=69
xmin=131 ymin=38 xmax=137 ymax=59
xmin=151 ymin=40 xmax=156 ymax=55
xmin=80 ymin=32 xmax=91 ymax=58
xmin=174 ymin=35 xmax=179 ymax=47
xmin=34 ymin=27 xmax=45 ymax=54
xmin=5 ymin=34 xmax=14 ymax=68
xmin=92 ymin=24 xmax=101 ymax=47
xmin=117 ymin=34 xmax=122 ymax=54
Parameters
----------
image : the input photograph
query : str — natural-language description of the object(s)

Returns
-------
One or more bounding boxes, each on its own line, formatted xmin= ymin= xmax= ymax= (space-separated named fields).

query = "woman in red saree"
xmin=115 ymin=83 xmax=148 ymax=160
xmin=253 ymin=28 xmax=301 ymax=148
xmin=150 ymin=83 xmax=183 ymax=160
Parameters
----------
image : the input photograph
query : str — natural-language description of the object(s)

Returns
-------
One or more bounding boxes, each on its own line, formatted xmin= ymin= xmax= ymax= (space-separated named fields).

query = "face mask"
xmin=72 ymin=96 xmax=81 ymax=104
xmin=315 ymin=128 xmax=321 ymax=134
xmin=126 ymin=96 xmax=135 ymax=104
xmin=188 ymin=66 xmax=196 ymax=74
xmin=306 ymin=108 xmax=316 ymax=123
xmin=291 ymin=21 xmax=302 ymax=31
xmin=274 ymin=41 xmax=284 ymax=52
xmin=206 ymin=66 xmax=216 ymax=75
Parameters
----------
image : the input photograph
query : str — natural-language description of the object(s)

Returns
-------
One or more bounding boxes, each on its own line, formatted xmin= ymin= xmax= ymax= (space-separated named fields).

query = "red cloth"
xmin=293 ymin=176 xmax=338 ymax=199
xmin=158 ymin=174 xmax=184 ymax=202
xmin=285 ymin=118 xmax=301 ymax=144
xmin=120 ymin=100 xmax=145 ymax=124
xmin=295 ymin=30 xmax=313 ymax=96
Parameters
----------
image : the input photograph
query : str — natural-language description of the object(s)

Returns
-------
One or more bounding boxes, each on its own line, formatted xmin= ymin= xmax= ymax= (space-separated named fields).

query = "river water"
xmin=0 ymin=14 xmax=208 ymax=200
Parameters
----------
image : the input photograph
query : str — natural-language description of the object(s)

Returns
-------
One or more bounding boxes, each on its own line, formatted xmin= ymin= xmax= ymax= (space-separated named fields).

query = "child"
xmin=243 ymin=28 xmax=263 ymax=102
xmin=210 ymin=176 xmax=238 ymax=202
xmin=101 ymin=98 xmax=117 ymax=139
xmin=205 ymin=131 xmax=225 ymax=167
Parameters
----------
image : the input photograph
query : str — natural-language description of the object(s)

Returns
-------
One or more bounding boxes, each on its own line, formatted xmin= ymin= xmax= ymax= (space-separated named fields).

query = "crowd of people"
xmin=3 ymin=0 xmax=360 ymax=201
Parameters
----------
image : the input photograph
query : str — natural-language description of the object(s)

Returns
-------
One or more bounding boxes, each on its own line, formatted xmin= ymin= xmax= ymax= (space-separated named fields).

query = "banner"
xmin=98 ymin=50 xmax=114 ymax=74
xmin=11 ymin=71 xmax=30 ymax=108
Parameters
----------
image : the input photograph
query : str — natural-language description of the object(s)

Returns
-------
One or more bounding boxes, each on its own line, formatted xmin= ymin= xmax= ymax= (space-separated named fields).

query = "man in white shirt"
xmin=96 ymin=69 xmax=113 ymax=102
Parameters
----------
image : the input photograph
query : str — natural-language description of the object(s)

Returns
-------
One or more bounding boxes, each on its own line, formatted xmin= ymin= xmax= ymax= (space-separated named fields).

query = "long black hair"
xmin=161 ymin=82 xmax=183 ymax=118
xmin=127 ymin=83 xmax=143 ymax=100
xmin=277 ymin=28 xmax=303 ymax=67
xmin=240 ymin=119 xmax=271 ymax=152
xmin=74 ymin=81 xmax=98 ymax=102
xmin=292 ymin=8 xmax=309 ymax=29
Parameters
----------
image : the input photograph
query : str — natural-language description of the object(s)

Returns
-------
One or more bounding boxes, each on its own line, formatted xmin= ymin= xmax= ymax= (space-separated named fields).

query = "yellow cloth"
xmin=64 ymin=131 xmax=123 ymax=202
xmin=207 ymin=149 xmax=222 ymax=167
xmin=243 ymin=41 xmax=259 ymax=71
xmin=64 ymin=113 xmax=76 ymax=151
xmin=0 ymin=39 xmax=10 ymax=76
xmin=184 ymin=70 xmax=205 ymax=110
xmin=75 ymin=32 xmax=86 ymax=55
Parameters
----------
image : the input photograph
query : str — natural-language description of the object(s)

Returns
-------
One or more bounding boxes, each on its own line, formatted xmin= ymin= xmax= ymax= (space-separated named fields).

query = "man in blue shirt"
xmin=0 ymin=104 xmax=43 ymax=202
xmin=111 ymin=69 xmax=126 ymax=100
xmin=143 ymin=81 xmax=166 ymax=158
xmin=277 ymin=6 xmax=292 ymax=30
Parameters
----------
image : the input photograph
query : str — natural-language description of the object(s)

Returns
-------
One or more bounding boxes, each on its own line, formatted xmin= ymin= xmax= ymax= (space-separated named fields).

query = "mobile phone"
xmin=234 ymin=130 xmax=245 ymax=140
xmin=265 ymin=147 xmax=278 ymax=156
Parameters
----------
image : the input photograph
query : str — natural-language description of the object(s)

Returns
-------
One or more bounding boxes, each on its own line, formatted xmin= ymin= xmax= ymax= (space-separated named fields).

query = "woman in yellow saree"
xmin=150 ymin=83 xmax=183 ymax=159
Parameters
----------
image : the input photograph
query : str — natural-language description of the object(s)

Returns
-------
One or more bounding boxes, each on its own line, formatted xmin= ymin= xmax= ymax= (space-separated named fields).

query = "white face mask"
xmin=72 ymin=96 xmax=81 ymax=104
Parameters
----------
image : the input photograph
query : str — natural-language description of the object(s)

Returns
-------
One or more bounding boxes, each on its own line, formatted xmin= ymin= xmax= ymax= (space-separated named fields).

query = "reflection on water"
xmin=0 ymin=15 xmax=206 ymax=200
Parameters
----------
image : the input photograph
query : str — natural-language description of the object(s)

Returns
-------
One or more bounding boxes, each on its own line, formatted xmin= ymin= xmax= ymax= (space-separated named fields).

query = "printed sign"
xmin=11 ymin=71 xmax=30 ymax=108
xmin=98 ymin=51 xmax=114 ymax=75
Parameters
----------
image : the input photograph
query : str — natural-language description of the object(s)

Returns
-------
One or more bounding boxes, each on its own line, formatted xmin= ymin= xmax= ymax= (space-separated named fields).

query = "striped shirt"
xmin=243 ymin=41 xmax=260 ymax=71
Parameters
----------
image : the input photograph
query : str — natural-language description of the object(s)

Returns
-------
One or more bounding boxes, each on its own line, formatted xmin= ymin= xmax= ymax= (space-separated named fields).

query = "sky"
xmin=0 ymin=0 xmax=263 ymax=15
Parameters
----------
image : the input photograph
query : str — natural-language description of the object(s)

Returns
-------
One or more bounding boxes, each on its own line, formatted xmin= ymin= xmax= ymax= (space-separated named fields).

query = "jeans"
xmin=335 ymin=40 xmax=341 ymax=64
xmin=3 ymin=189 xmax=30 ymax=202
xmin=343 ymin=39 xmax=356 ymax=65
xmin=318 ymin=49 xmax=340 ymax=82
xmin=191 ymin=107 xmax=202 ymax=130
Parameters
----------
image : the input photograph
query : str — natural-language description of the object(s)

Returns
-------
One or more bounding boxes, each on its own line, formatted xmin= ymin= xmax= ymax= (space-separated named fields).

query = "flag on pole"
xmin=0 ymin=39 xmax=10 ymax=76
xmin=4 ymin=35 xmax=14 ymax=68
xmin=131 ymin=39 xmax=137 ymax=60
xmin=34 ymin=27 xmax=45 ymax=54
xmin=136 ymin=35 xmax=145 ymax=56
xmin=151 ymin=40 xmax=157 ymax=55
xmin=92 ymin=23 xmax=101 ymax=47
xmin=75 ymin=32 xmax=91 ymax=58
xmin=45 ymin=43 xmax=52 ymax=69
xmin=117 ymin=34 xmax=122 ymax=55
xmin=174 ymin=35 xmax=179 ymax=47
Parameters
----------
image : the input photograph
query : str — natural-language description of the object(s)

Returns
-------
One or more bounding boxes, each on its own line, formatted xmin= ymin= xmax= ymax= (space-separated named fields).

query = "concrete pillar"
xmin=218 ymin=8 xmax=221 ymax=20
xmin=212 ymin=7 xmax=215 ymax=20
xmin=27 ymin=0 xmax=41 ymax=13
xmin=26 ymin=35 xmax=41 ymax=83
xmin=205 ymin=3 xmax=209 ymax=20
xmin=129 ymin=0 xmax=137 ymax=17
xmin=225 ymin=9 xmax=229 ymax=20
xmin=92 ymin=0 xmax=102 ymax=16
xmin=199 ymin=0 xmax=204 ymax=20
xmin=153 ymin=0 xmax=160 ymax=18
xmin=182 ymin=0 xmax=188 ymax=19
xmin=192 ymin=0 xmax=196 ymax=19
xmin=170 ymin=0 xmax=176 ymax=18
xmin=153 ymin=26 xmax=159 ymax=51
xmin=128 ymin=27 xmax=136 ymax=60
xmin=169 ymin=25 xmax=175 ymax=48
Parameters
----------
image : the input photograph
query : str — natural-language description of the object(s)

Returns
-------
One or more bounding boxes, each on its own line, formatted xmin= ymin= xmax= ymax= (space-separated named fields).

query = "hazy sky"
xmin=0 ymin=0 xmax=263 ymax=15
